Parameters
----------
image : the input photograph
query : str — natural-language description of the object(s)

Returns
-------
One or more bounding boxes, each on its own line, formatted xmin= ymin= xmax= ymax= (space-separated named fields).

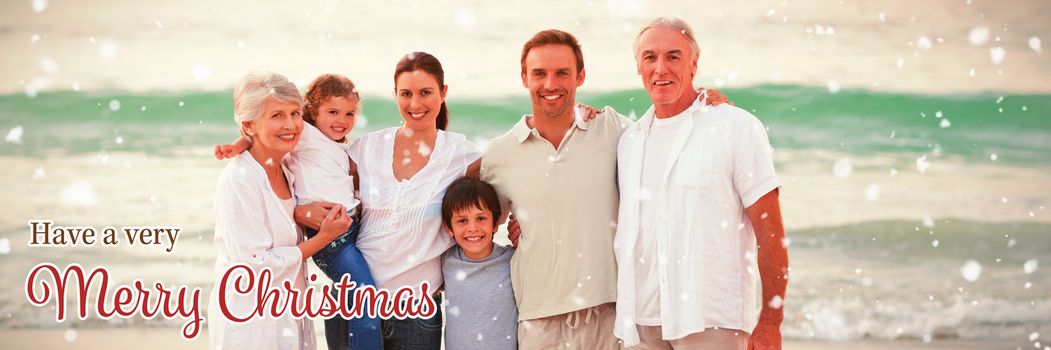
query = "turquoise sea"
xmin=1 ymin=85 xmax=1048 ymax=342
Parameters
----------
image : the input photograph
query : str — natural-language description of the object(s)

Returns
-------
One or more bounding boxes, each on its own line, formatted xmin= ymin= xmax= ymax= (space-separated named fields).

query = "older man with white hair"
xmin=614 ymin=17 xmax=789 ymax=350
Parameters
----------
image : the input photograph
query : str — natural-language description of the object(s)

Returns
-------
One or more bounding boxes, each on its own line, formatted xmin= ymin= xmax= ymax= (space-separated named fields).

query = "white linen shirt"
xmin=284 ymin=123 xmax=360 ymax=210
xmin=348 ymin=127 xmax=482 ymax=291
xmin=613 ymin=97 xmax=781 ymax=346
xmin=209 ymin=151 xmax=315 ymax=350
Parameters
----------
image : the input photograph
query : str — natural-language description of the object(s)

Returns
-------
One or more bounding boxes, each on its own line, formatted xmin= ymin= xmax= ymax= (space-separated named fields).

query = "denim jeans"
xmin=380 ymin=294 xmax=443 ymax=350
xmin=305 ymin=219 xmax=382 ymax=350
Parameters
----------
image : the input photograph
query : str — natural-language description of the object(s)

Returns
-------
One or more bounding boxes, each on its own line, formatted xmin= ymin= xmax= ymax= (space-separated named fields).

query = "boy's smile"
xmin=447 ymin=204 xmax=496 ymax=261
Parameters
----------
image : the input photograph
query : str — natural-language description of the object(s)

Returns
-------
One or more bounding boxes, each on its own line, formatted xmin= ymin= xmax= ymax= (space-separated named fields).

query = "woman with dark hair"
xmin=296 ymin=52 xmax=481 ymax=350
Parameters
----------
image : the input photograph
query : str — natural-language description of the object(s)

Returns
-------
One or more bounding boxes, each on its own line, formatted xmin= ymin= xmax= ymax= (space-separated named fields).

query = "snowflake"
xmin=5 ymin=126 xmax=23 ymax=144
xmin=960 ymin=260 xmax=982 ymax=282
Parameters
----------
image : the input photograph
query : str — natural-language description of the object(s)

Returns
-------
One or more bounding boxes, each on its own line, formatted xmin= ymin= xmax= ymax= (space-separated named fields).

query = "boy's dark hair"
xmin=441 ymin=177 xmax=501 ymax=229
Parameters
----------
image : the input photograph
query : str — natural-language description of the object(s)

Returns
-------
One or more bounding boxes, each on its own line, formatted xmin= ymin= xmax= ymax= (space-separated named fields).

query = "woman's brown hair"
xmin=394 ymin=52 xmax=449 ymax=130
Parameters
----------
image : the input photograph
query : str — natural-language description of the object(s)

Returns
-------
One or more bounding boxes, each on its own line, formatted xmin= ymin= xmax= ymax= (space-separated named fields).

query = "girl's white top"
xmin=209 ymin=151 xmax=315 ymax=350
xmin=348 ymin=127 xmax=482 ymax=291
xmin=285 ymin=123 xmax=361 ymax=209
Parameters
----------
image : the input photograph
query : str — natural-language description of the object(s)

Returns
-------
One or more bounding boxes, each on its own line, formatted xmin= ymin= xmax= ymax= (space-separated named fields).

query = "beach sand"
xmin=0 ymin=328 xmax=1027 ymax=350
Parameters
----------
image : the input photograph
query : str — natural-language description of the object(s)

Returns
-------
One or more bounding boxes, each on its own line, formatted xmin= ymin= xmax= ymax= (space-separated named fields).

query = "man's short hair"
xmin=441 ymin=177 xmax=502 ymax=229
xmin=520 ymin=29 xmax=585 ymax=75
xmin=633 ymin=17 xmax=700 ymax=59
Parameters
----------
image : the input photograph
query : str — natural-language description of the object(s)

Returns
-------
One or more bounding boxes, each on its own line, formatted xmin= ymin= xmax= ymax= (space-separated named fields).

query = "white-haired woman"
xmin=209 ymin=72 xmax=352 ymax=350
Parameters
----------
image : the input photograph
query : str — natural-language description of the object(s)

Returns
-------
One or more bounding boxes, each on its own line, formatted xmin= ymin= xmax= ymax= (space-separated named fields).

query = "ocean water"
xmin=1 ymin=85 xmax=1048 ymax=343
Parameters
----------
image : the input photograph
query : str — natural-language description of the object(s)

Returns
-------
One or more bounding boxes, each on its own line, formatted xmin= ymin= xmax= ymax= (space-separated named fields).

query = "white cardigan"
xmin=208 ymin=151 xmax=315 ymax=350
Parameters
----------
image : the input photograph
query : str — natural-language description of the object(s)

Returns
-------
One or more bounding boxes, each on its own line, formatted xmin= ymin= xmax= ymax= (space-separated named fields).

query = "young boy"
xmin=440 ymin=177 xmax=517 ymax=350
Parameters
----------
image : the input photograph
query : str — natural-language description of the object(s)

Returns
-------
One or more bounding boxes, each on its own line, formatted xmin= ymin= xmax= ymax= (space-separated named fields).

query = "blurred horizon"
xmin=2 ymin=0 xmax=1050 ymax=98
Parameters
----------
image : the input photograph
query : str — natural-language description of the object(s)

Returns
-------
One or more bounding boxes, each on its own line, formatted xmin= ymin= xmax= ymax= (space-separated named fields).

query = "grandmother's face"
xmin=243 ymin=98 xmax=303 ymax=159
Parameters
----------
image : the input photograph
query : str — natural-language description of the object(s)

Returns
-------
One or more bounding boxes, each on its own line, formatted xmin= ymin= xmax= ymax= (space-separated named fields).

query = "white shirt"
xmin=634 ymin=112 xmax=686 ymax=325
xmin=209 ymin=151 xmax=315 ymax=350
xmin=614 ymin=97 xmax=781 ymax=346
xmin=348 ymin=127 xmax=482 ymax=291
xmin=285 ymin=123 xmax=360 ymax=210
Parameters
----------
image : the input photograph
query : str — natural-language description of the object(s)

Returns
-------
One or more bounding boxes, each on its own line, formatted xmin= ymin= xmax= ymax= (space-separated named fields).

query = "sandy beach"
xmin=0 ymin=328 xmax=1029 ymax=350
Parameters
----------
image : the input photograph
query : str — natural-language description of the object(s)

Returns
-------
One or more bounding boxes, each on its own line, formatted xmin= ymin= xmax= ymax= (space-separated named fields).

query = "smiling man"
xmin=614 ymin=17 xmax=789 ymax=350
xmin=481 ymin=29 xmax=630 ymax=349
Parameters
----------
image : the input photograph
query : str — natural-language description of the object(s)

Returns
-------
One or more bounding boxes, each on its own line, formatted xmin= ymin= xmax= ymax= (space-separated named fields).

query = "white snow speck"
xmin=417 ymin=143 xmax=432 ymax=157
xmin=39 ymin=56 xmax=58 ymax=74
xmin=282 ymin=327 xmax=294 ymax=337
xmin=1030 ymin=332 xmax=1039 ymax=341
xmin=32 ymin=0 xmax=47 ymax=13
xmin=960 ymin=260 xmax=982 ymax=282
xmin=33 ymin=167 xmax=46 ymax=179
xmin=237 ymin=40 xmax=246 ymax=48
xmin=968 ymin=27 xmax=990 ymax=46
xmin=6 ymin=126 xmax=24 ymax=144
xmin=0 ymin=238 xmax=9 ymax=254
xmin=98 ymin=39 xmax=118 ymax=61
xmin=826 ymin=80 xmax=840 ymax=94
xmin=990 ymin=153 xmax=998 ymax=161
xmin=62 ymin=180 xmax=97 ymax=207
xmin=1023 ymin=259 xmax=1038 ymax=274
xmin=115 ymin=136 xmax=123 ymax=145
xmin=922 ymin=216 xmax=935 ymax=228
xmin=455 ymin=7 xmax=477 ymax=30
xmin=896 ymin=58 xmax=905 ymax=69
xmin=455 ymin=270 xmax=467 ymax=281
xmin=476 ymin=333 xmax=484 ymax=341
xmin=865 ymin=184 xmax=880 ymax=202
xmin=833 ymin=158 xmax=852 ymax=178
xmin=931 ymin=240 xmax=939 ymax=247
xmin=108 ymin=99 xmax=121 ymax=112
xmin=989 ymin=47 xmax=1006 ymax=65
xmin=1029 ymin=37 xmax=1042 ymax=53
xmin=64 ymin=329 xmax=76 ymax=342
xmin=916 ymin=155 xmax=930 ymax=174
xmin=768 ymin=295 xmax=783 ymax=309
xmin=192 ymin=64 xmax=213 ymax=82
xmin=916 ymin=36 xmax=932 ymax=50
xmin=940 ymin=119 xmax=951 ymax=128
xmin=448 ymin=305 xmax=460 ymax=317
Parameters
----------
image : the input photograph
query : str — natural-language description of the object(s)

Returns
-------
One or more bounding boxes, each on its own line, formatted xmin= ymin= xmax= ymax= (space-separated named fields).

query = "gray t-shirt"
xmin=442 ymin=244 xmax=517 ymax=350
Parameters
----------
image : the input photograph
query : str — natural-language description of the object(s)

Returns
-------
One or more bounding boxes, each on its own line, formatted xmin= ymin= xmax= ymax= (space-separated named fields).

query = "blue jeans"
xmin=305 ymin=219 xmax=382 ymax=350
xmin=381 ymin=294 xmax=443 ymax=350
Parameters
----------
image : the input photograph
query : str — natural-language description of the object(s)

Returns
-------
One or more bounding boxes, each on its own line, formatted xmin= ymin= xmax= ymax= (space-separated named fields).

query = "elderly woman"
xmin=208 ymin=72 xmax=352 ymax=350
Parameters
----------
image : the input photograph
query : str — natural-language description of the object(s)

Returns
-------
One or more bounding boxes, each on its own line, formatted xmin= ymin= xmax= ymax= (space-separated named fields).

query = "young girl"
xmin=214 ymin=74 xmax=380 ymax=350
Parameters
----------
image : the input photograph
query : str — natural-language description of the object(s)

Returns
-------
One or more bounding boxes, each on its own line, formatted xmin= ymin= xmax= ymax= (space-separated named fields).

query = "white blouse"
xmin=209 ymin=151 xmax=315 ymax=350
xmin=348 ymin=127 xmax=482 ymax=291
